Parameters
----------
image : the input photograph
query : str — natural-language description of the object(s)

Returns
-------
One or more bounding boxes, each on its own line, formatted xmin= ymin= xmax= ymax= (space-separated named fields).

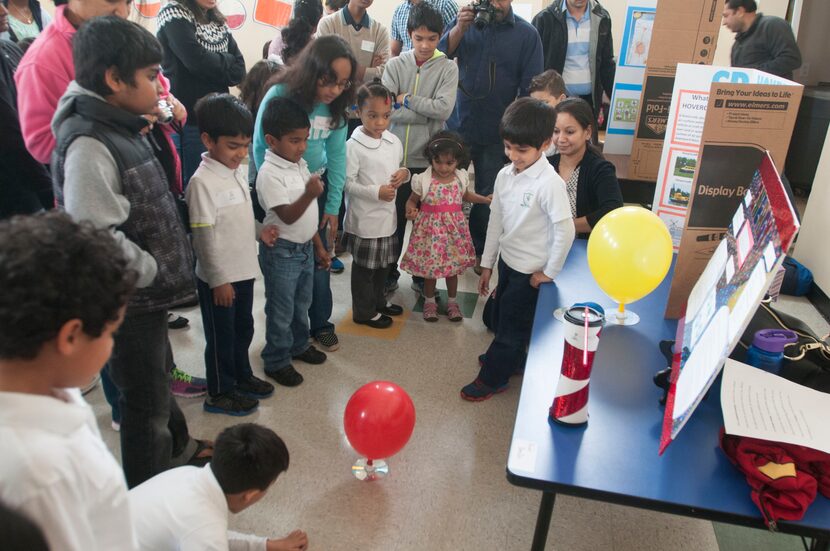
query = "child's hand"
xmin=213 ymin=283 xmax=235 ymax=307
xmin=314 ymin=245 xmax=331 ymax=270
xmin=378 ymin=184 xmax=396 ymax=202
xmin=389 ymin=168 xmax=409 ymax=188
xmin=267 ymin=529 xmax=308 ymax=551
xmin=304 ymin=175 xmax=324 ymax=199
xmin=530 ymin=271 xmax=553 ymax=289
xmin=259 ymin=224 xmax=279 ymax=247
xmin=405 ymin=205 xmax=419 ymax=220
xmin=478 ymin=268 xmax=492 ymax=296
xmin=484 ymin=194 xmax=493 ymax=204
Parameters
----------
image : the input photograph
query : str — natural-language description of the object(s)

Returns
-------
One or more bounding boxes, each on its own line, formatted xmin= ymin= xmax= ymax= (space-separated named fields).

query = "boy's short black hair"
xmin=194 ymin=93 xmax=254 ymax=140
xmin=500 ymin=97 xmax=556 ymax=149
xmin=529 ymin=69 xmax=567 ymax=99
xmin=261 ymin=96 xmax=310 ymax=139
xmin=407 ymin=2 xmax=443 ymax=35
xmin=212 ymin=424 xmax=289 ymax=494
xmin=725 ymin=0 xmax=757 ymax=12
xmin=0 ymin=212 xmax=136 ymax=360
xmin=73 ymin=16 xmax=162 ymax=98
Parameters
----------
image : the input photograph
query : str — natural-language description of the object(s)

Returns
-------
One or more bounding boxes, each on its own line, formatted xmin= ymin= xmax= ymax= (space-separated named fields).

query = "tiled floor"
xmin=85 ymin=257 xmax=828 ymax=550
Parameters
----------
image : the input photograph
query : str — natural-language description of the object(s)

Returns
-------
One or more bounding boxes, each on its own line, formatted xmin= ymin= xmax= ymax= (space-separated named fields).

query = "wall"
xmin=794 ymin=126 xmax=830 ymax=294
xmin=793 ymin=0 xmax=830 ymax=85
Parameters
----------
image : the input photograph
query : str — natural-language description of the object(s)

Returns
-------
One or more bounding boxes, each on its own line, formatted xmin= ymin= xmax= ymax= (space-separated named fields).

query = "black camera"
xmin=472 ymin=0 xmax=498 ymax=29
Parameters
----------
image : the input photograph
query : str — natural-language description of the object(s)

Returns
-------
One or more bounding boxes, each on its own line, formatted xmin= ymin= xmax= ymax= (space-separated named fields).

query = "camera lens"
xmin=474 ymin=10 xmax=490 ymax=28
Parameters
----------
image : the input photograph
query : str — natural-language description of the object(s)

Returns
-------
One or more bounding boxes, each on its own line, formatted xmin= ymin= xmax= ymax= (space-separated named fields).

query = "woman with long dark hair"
xmin=252 ymin=35 xmax=356 ymax=358
xmin=156 ymin=0 xmax=246 ymax=188
xmin=267 ymin=0 xmax=323 ymax=65
xmin=549 ymin=98 xmax=623 ymax=235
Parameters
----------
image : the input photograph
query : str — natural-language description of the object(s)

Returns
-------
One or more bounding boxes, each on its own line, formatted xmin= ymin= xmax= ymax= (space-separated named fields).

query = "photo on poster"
xmin=623 ymin=10 xmax=654 ymax=67
xmin=658 ymin=210 xmax=685 ymax=247
xmin=613 ymin=97 xmax=640 ymax=123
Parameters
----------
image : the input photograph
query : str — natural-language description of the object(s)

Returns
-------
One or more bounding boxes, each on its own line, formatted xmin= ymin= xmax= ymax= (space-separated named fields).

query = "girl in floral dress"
xmin=400 ymin=131 xmax=492 ymax=322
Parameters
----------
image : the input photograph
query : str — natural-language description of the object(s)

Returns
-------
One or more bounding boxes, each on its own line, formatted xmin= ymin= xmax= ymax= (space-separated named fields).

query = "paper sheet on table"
xmin=722 ymin=359 xmax=830 ymax=454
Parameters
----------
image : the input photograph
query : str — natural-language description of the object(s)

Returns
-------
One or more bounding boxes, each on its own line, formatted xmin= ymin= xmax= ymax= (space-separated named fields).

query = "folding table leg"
xmin=530 ymin=491 xmax=556 ymax=551
xmin=810 ymin=538 xmax=829 ymax=551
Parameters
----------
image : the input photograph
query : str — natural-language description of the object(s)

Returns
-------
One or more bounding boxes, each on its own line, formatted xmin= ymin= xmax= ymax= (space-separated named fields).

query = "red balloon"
xmin=343 ymin=381 xmax=416 ymax=460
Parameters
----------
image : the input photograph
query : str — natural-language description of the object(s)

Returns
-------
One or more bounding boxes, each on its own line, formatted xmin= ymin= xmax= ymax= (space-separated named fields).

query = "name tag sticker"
xmin=361 ymin=40 xmax=375 ymax=52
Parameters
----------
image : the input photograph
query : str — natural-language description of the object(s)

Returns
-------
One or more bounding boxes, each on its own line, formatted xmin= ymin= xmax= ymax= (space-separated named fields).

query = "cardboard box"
xmin=665 ymin=81 xmax=803 ymax=318
xmin=628 ymin=0 xmax=721 ymax=181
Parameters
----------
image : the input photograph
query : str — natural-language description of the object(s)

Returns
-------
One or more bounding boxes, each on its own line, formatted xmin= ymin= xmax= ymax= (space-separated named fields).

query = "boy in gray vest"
xmin=51 ymin=16 xmax=209 ymax=488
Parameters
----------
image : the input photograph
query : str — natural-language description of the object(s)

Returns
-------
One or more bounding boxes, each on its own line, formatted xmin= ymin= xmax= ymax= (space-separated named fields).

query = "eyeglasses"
xmin=319 ymin=78 xmax=352 ymax=90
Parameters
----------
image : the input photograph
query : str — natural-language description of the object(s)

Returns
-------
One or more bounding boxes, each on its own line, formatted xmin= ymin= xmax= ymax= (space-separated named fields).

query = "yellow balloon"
xmin=587 ymin=206 xmax=673 ymax=305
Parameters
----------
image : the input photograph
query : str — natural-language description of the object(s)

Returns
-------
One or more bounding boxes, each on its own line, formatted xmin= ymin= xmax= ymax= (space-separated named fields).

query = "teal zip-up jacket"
xmin=252 ymin=83 xmax=348 ymax=216
xmin=382 ymin=49 xmax=458 ymax=169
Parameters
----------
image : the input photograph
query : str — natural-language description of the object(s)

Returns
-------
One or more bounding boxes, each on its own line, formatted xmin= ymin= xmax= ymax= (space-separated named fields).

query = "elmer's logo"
xmin=712 ymin=70 xmax=750 ymax=83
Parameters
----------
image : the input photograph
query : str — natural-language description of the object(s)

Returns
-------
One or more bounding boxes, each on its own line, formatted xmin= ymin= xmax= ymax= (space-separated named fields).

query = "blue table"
xmin=507 ymin=239 xmax=830 ymax=551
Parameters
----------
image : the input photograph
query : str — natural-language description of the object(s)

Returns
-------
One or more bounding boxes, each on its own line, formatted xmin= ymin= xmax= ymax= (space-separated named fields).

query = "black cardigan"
xmin=156 ymin=2 xmax=246 ymax=123
xmin=549 ymin=147 xmax=623 ymax=230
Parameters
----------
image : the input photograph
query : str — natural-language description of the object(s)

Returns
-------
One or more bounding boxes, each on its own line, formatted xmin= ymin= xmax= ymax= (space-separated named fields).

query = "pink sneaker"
xmin=423 ymin=301 xmax=438 ymax=322
xmin=446 ymin=302 xmax=463 ymax=322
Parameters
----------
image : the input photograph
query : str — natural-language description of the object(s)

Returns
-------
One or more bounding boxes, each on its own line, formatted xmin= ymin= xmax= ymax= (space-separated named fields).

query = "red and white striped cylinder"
xmin=549 ymin=305 xmax=605 ymax=425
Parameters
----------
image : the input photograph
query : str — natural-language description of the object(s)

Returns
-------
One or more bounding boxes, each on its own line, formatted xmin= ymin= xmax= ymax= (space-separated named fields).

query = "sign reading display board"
xmin=664 ymin=78 xmax=803 ymax=319
xmin=628 ymin=0 xmax=721 ymax=182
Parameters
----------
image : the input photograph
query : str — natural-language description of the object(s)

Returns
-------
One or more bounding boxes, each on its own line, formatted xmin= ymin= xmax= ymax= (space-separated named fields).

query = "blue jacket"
xmin=438 ymin=9 xmax=543 ymax=146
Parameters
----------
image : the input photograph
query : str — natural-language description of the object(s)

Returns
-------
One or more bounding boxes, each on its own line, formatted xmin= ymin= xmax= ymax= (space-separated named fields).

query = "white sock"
xmin=370 ymin=313 xmax=382 ymax=321
xmin=447 ymin=296 xmax=458 ymax=304
xmin=424 ymin=296 xmax=436 ymax=304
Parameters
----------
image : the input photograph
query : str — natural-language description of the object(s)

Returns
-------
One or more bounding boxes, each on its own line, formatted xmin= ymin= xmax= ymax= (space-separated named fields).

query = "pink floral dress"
xmin=400 ymin=177 xmax=476 ymax=279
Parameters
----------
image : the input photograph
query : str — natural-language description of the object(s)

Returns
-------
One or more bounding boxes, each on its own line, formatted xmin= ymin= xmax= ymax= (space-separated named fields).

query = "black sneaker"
xmin=236 ymin=375 xmax=275 ymax=398
xmin=203 ymin=391 xmax=259 ymax=416
xmin=168 ymin=312 xmax=189 ymax=329
xmin=314 ymin=331 xmax=340 ymax=352
xmin=293 ymin=345 xmax=327 ymax=365
xmin=354 ymin=314 xmax=393 ymax=329
xmin=266 ymin=365 xmax=304 ymax=387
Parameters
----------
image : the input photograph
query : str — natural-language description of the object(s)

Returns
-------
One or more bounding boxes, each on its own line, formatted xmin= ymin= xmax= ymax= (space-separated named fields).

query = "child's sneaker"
xmin=460 ymin=378 xmax=508 ymax=402
xmin=314 ymin=331 xmax=340 ymax=352
xmin=236 ymin=375 xmax=275 ymax=398
xmin=171 ymin=367 xmax=207 ymax=398
xmin=266 ymin=365 xmax=304 ymax=387
xmin=203 ymin=391 xmax=259 ymax=416
xmin=422 ymin=301 xmax=438 ymax=322
xmin=167 ymin=312 xmax=189 ymax=329
xmin=292 ymin=345 xmax=327 ymax=364
xmin=446 ymin=302 xmax=463 ymax=322
xmin=330 ymin=257 xmax=345 ymax=274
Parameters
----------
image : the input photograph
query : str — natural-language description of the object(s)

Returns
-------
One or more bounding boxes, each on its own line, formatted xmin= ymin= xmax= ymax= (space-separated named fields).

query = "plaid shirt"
xmin=391 ymin=0 xmax=458 ymax=51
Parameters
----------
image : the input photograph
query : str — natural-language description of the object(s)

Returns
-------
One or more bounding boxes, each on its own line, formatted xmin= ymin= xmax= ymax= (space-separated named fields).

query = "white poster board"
xmin=650 ymin=64 xmax=796 ymax=247
xmin=603 ymin=0 xmax=657 ymax=155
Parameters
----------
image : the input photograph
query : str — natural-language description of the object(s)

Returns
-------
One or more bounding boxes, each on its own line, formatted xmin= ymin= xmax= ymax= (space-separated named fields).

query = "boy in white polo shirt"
xmin=187 ymin=94 xmax=279 ymax=417
xmin=462 ymin=97 xmax=576 ymax=402
xmin=0 ymin=212 xmax=138 ymax=550
xmin=257 ymin=97 xmax=330 ymax=388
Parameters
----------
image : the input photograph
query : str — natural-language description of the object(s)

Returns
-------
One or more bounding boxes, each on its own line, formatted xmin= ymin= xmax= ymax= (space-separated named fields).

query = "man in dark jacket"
xmin=532 ymin=0 xmax=615 ymax=116
xmin=722 ymin=0 xmax=801 ymax=80
xmin=0 ymin=4 xmax=51 ymax=217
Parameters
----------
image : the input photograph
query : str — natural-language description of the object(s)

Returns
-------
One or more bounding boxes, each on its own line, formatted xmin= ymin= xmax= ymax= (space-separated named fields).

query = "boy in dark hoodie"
xmin=51 ymin=15 xmax=208 ymax=488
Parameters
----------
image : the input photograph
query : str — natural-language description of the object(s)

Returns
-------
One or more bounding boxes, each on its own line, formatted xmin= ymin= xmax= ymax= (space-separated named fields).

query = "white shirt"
xmin=344 ymin=128 xmax=407 ymax=238
xmin=129 ymin=464 xmax=267 ymax=551
xmin=481 ymin=155 xmax=576 ymax=278
xmin=187 ymin=153 xmax=261 ymax=287
xmin=257 ymin=150 xmax=318 ymax=244
xmin=410 ymin=167 xmax=474 ymax=199
xmin=0 ymin=388 xmax=137 ymax=551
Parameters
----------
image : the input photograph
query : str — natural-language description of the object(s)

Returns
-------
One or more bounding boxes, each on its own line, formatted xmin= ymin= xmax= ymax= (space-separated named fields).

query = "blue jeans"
xmin=469 ymin=143 xmax=508 ymax=255
xmin=310 ymin=178 xmax=335 ymax=337
xmin=172 ymin=123 xmax=206 ymax=190
xmin=478 ymin=259 xmax=540 ymax=388
xmin=197 ymin=278 xmax=255 ymax=396
xmin=107 ymin=309 xmax=194 ymax=488
xmin=260 ymin=239 xmax=314 ymax=372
